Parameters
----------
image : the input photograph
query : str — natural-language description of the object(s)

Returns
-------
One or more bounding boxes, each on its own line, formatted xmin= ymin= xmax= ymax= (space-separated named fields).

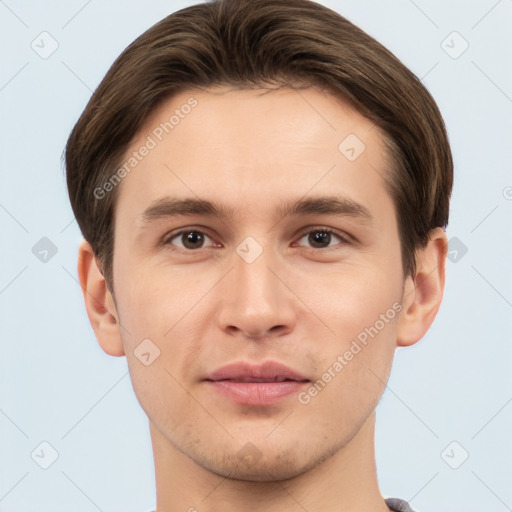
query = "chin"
xmin=192 ymin=440 xmax=340 ymax=483
xmin=211 ymin=456 xmax=308 ymax=482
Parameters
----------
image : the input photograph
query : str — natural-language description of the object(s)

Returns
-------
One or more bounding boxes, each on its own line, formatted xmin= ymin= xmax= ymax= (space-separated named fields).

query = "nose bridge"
xmin=216 ymin=237 xmax=296 ymax=337
xmin=232 ymin=239 xmax=281 ymax=309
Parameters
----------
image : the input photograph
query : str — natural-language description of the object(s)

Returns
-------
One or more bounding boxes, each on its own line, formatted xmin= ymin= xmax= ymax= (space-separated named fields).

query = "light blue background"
xmin=1 ymin=1 xmax=511 ymax=511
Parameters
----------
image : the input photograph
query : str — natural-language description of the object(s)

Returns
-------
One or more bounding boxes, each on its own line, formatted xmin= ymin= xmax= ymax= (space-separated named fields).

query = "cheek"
xmin=113 ymin=260 xmax=210 ymax=381
xmin=113 ymin=256 xmax=184 ymax=336
xmin=302 ymin=259 xmax=402 ymax=330
xmin=300 ymin=310 xmax=398 ymax=424
xmin=125 ymin=360 xmax=186 ymax=433
xmin=298 ymin=262 xmax=401 ymax=390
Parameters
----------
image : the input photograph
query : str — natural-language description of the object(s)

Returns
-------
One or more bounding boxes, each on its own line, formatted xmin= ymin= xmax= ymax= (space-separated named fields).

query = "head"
xmin=67 ymin=0 xmax=452 ymax=481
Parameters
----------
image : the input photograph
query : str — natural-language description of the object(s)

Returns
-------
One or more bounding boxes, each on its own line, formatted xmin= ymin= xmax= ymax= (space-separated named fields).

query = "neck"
xmin=150 ymin=412 xmax=390 ymax=512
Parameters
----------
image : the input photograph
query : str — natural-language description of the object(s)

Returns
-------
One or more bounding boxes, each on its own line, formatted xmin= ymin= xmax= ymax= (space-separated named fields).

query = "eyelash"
xmin=294 ymin=227 xmax=352 ymax=248
xmin=163 ymin=226 xmax=352 ymax=251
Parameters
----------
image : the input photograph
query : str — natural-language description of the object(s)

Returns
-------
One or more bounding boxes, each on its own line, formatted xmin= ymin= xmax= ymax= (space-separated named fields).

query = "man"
xmin=66 ymin=0 xmax=452 ymax=510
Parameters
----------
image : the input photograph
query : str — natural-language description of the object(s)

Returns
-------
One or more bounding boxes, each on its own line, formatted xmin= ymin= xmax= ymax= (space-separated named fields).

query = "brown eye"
xmin=308 ymin=231 xmax=332 ymax=248
xmin=166 ymin=230 xmax=214 ymax=250
xmin=182 ymin=231 xmax=205 ymax=249
xmin=296 ymin=229 xmax=347 ymax=249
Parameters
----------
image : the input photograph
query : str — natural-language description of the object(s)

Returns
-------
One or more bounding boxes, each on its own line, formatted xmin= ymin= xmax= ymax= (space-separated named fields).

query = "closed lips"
xmin=212 ymin=377 xmax=308 ymax=383
xmin=204 ymin=361 xmax=310 ymax=382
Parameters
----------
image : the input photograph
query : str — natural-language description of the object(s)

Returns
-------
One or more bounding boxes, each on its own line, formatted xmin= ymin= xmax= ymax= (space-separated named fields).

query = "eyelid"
xmin=162 ymin=226 xmax=220 ymax=249
xmin=161 ymin=225 xmax=354 ymax=251
xmin=293 ymin=226 xmax=354 ymax=248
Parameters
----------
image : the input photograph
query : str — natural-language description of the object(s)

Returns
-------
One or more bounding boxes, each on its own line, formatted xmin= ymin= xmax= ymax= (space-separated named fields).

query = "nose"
xmin=216 ymin=245 xmax=297 ymax=340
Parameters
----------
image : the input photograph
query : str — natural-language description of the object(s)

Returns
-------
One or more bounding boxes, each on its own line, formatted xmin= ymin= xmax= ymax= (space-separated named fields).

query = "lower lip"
xmin=206 ymin=380 xmax=308 ymax=406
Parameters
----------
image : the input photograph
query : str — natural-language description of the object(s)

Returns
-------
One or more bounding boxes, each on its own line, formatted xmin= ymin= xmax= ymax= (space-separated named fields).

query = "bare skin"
xmin=78 ymin=86 xmax=447 ymax=512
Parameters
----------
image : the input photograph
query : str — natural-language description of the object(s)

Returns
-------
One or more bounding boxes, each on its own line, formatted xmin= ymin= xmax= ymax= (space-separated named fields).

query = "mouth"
xmin=213 ymin=376 xmax=305 ymax=383
xmin=204 ymin=361 xmax=310 ymax=406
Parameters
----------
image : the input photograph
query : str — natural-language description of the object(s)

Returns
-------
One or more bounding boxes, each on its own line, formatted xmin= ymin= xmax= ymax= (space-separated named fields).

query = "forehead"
xmin=115 ymin=86 xmax=393 ymax=221
xmin=138 ymin=85 xmax=381 ymax=155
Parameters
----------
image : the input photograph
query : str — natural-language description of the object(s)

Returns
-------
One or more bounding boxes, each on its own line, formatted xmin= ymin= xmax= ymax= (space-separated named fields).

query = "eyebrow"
xmin=275 ymin=196 xmax=372 ymax=223
xmin=139 ymin=197 xmax=235 ymax=224
xmin=138 ymin=195 xmax=373 ymax=225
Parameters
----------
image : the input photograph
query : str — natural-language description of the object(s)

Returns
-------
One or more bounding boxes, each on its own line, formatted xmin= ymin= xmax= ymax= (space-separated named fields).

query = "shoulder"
xmin=385 ymin=497 xmax=418 ymax=512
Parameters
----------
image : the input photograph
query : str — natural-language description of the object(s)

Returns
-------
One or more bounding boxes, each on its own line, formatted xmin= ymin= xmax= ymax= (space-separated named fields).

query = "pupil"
xmin=183 ymin=231 xmax=204 ymax=249
xmin=309 ymin=231 xmax=330 ymax=248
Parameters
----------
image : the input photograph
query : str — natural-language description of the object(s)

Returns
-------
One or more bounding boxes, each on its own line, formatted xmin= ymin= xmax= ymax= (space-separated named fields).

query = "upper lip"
xmin=204 ymin=361 xmax=310 ymax=383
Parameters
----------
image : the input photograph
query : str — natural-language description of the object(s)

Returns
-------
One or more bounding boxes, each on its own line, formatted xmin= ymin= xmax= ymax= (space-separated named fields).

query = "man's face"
xmin=111 ymin=87 xmax=405 ymax=480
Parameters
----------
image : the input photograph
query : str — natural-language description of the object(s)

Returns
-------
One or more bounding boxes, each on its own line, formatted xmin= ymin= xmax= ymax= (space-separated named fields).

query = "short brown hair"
xmin=65 ymin=0 xmax=453 ymax=291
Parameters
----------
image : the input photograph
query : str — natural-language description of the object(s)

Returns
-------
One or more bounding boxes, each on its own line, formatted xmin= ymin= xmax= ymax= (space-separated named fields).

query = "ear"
xmin=77 ymin=239 xmax=125 ymax=356
xmin=396 ymin=227 xmax=448 ymax=347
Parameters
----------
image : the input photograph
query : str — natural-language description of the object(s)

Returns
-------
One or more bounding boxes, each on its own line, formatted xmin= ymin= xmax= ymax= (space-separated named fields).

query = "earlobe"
xmin=396 ymin=227 xmax=448 ymax=347
xmin=77 ymin=239 xmax=125 ymax=357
